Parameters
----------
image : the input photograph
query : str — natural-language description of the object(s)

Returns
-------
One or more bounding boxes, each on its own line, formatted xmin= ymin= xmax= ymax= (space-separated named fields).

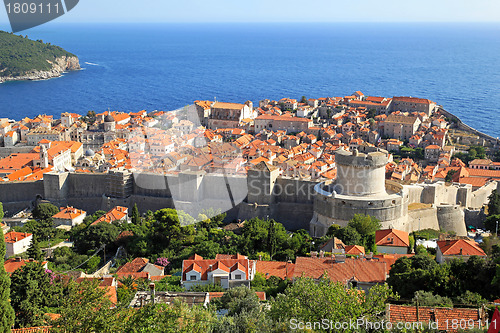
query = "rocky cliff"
xmin=0 ymin=55 xmax=80 ymax=83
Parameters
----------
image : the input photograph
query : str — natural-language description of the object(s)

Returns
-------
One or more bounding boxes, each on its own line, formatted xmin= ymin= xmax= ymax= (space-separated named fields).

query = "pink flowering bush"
xmin=155 ymin=257 xmax=170 ymax=267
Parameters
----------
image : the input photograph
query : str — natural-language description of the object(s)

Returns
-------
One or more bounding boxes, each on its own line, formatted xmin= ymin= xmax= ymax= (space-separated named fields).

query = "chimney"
xmin=28 ymin=258 xmax=34 ymax=262
xmin=259 ymin=255 xmax=262 ymax=261
xmin=319 ymin=250 xmax=324 ymax=258
xmin=459 ymin=248 xmax=463 ymax=255
xmin=15 ymin=257 xmax=21 ymax=262
xmin=335 ymin=254 xmax=346 ymax=263
xmin=311 ymin=251 xmax=318 ymax=258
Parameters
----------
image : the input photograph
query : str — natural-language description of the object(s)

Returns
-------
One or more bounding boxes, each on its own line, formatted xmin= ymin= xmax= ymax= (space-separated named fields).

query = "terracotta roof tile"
xmin=375 ymin=229 xmax=410 ymax=247
xmin=437 ymin=239 xmax=486 ymax=257
xmin=256 ymin=260 xmax=295 ymax=279
xmin=293 ymin=257 xmax=386 ymax=284
xmin=387 ymin=304 xmax=483 ymax=332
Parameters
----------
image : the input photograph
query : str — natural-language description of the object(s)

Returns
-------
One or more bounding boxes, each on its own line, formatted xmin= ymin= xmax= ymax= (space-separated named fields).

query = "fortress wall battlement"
xmin=0 ymin=170 xmax=496 ymax=236
xmin=335 ymin=149 xmax=388 ymax=168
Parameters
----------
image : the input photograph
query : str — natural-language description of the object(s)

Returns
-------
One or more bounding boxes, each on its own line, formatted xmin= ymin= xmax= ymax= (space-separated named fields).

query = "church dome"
xmin=85 ymin=149 xmax=95 ymax=157
xmin=104 ymin=114 xmax=115 ymax=122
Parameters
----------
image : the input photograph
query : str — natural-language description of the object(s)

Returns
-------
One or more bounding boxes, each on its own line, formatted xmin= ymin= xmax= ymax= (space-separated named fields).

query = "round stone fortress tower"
xmin=334 ymin=148 xmax=387 ymax=196
xmin=310 ymin=147 xmax=409 ymax=237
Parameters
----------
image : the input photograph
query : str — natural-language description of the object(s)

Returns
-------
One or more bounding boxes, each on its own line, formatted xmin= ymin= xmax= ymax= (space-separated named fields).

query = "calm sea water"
xmin=0 ymin=23 xmax=499 ymax=137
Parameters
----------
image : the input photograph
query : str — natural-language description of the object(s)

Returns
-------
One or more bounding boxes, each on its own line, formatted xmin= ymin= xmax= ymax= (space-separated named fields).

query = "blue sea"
xmin=0 ymin=23 xmax=499 ymax=137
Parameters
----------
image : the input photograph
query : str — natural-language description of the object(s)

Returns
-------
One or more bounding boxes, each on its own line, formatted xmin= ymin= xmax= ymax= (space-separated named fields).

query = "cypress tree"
xmin=131 ymin=203 xmax=140 ymax=225
xmin=267 ymin=219 xmax=277 ymax=260
xmin=0 ymin=214 xmax=15 ymax=332
xmin=27 ymin=237 xmax=43 ymax=262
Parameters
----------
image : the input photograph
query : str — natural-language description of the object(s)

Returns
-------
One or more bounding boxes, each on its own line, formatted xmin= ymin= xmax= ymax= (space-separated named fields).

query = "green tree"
xmin=267 ymin=219 xmax=278 ymax=259
xmin=212 ymin=309 xmax=277 ymax=333
xmin=26 ymin=237 xmax=43 ymax=261
xmin=122 ymin=302 xmax=216 ymax=333
xmin=131 ymin=203 xmax=141 ymax=225
xmin=32 ymin=203 xmax=59 ymax=221
xmin=153 ymin=209 xmax=194 ymax=248
xmin=488 ymin=190 xmax=500 ymax=216
xmin=367 ymin=108 xmax=377 ymax=119
xmin=413 ymin=290 xmax=452 ymax=308
xmin=445 ymin=169 xmax=457 ymax=182
xmin=192 ymin=240 xmax=221 ymax=259
xmin=238 ymin=217 xmax=288 ymax=256
xmin=485 ymin=214 xmax=500 ymax=234
xmin=197 ymin=209 xmax=226 ymax=231
xmin=387 ymin=254 xmax=441 ymax=299
xmin=0 ymin=224 xmax=15 ymax=332
xmin=454 ymin=290 xmax=487 ymax=307
xmin=347 ymin=214 xmax=381 ymax=252
xmin=73 ymin=222 xmax=120 ymax=254
xmin=10 ymin=262 xmax=60 ymax=328
xmin=53 ymin=280 xmax=123 ymax=333
xmin=269 ymin=277 xmax=395 ymax=331
xmin=219 ymin=286 xmax=260 ymax=315
xmin=334 ymin=225 xmax=362 ymax=246
xmin=0 ymin=201 xmax=4 ymax=222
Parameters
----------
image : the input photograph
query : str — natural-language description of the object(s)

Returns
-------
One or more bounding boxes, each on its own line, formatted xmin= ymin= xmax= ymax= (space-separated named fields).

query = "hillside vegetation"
xmin=0 ymin=31 xmax=76 ymax=77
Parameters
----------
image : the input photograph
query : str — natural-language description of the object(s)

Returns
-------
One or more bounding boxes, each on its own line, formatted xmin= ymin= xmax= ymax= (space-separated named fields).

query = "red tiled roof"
xmin=182 ymin=255 xmax=252 ymax=281
xmin=467 ymin=168 xmax=500 ymax=179
xmin=11 ymin=327 xmax=52 ymax=333
xmin=345 ymin=245 xmax=365 ymax=255
xmin=116 ymin=271 xmax=150 ymax=279
xmin=437 ymin=239 xmax=486 ymax=257
xmin=208 ymin=291 xmax=266 ymax=301
xmin=116 ymin=257 xmax=149 ymax=274
xmin=4 ymin=258 xmax=47 ymax=274
xmin=293 ymin=257 xmax=387 ymax=284
xmin=387 ymin=304 xmax=483 ymax=332
xmin=375 ymin=229 xmax=410 ymax=247
xmin=256 ymin=260 xmax=295 ymax=279
xmin=4 ymin=231 xmax=32 ymax=243
xmin=52 ymin=207 xmax=86 ymax=220
xmin=91 ymin=206 xmax=128 ymax=225
xmin=393 ymin=96 xmax=433 ymax=104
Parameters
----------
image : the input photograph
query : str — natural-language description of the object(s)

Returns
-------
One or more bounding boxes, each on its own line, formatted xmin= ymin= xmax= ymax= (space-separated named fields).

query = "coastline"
xmin=0 ymin=56 xmax=80 ymax=83
xmin=439 ymin=106 xmax=499 ymax=143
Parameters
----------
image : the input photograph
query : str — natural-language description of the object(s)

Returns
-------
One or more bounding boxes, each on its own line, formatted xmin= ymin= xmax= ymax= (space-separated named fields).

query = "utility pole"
xmin=496 ymin=221 xmax=499 ymax=238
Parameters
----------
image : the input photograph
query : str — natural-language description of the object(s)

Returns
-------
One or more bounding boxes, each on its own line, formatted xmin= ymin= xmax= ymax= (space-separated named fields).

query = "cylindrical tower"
xmin=334 ymin=148 xmax=388 ymax=196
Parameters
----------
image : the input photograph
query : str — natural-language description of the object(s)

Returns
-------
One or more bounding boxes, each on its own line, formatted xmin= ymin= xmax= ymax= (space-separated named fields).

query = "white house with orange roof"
xmin=375 ymin=229 xmax=409 ymax=255
xmin=182 ymin=254 xmax=256 ymax=290
xmin=4 ymin=231 xmax=32 ymax=258
xmin=436 ymin=239 xmax=486 ymax=264
xmin=91 ymin=206 xmax=128 ymax=226
xmin=4 ymin=131 xmax=18 ymax=147
xmin=52 ymin=206 xmax=87 ymax=227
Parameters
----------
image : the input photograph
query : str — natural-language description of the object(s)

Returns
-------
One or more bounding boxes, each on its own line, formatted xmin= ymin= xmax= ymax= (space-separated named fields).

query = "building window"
xmin=190 ymin=275 xmax=197 ymax=281
xmin=235 ymin=274 xmax=242 ymax=280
